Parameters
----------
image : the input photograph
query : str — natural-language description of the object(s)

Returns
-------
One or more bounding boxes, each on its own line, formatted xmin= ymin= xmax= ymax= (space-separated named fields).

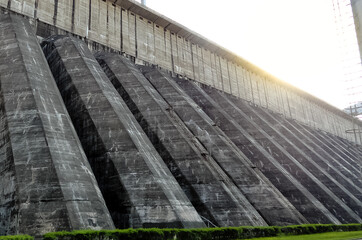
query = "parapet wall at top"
xmin=1 ymin=0 xmax=361 ymax=144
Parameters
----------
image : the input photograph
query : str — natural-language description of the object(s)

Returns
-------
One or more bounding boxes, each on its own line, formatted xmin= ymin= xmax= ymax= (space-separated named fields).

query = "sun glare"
xmin=146 ymin=0 xmax=353 ymax=108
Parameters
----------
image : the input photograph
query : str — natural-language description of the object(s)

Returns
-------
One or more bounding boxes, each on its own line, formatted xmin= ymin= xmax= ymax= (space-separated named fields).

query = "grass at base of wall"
xmin=42 ymin=224 xmax=362 ymax=240
xmin=243 ymin=231 xmax=362 ymax=240
xmin=0 ymin=235 xmax=33 ymax=240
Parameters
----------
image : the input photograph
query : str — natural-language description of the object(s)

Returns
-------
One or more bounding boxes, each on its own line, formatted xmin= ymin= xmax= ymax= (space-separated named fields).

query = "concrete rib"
xmin=215 ymin=91 xmax=361 ymax=223
xmin=326 ymin=134 xmax=362 ymax=158
xmin=309 ymin=128 xmax=361 ymax=165
xmin=175 ymin=80 xmax=341 ymax=224
xmin=41 ymin=36 xmax=204 ymax=229
xmin=96 ymin=53 xmax=267 ymax=227
xmin=256 ymin=106 xmax=362 ymax=197
xmin=142 ymin=68 xmax=308 ymax=225
xmin=315 ymin=130 xmax=362 ymax=164
xmin=0 ymin=14 xmax=114 ymax=236
xmin=271 ymin=113 xmax=362 ymax=186
xmin=287 ymin=120 xmax=362 ymax=182
xmin=237 ymin=99 xmax=362 ymax=213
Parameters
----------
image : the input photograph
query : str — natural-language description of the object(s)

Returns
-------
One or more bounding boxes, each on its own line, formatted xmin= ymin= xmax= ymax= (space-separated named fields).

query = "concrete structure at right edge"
xmin=352 ymin=0 xmax=362 ymax=62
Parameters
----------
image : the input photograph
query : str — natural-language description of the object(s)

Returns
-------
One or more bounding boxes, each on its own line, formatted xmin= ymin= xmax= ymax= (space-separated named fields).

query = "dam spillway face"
xmin=0 ymin=11 xmax=361 ymax=236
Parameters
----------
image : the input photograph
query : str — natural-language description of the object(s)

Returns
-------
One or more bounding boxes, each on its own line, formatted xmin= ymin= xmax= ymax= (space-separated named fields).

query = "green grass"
xmin=243 ymin=231 xmax=362 ymax=240
xmin=0 ymin=235 xmax=33 ymax=240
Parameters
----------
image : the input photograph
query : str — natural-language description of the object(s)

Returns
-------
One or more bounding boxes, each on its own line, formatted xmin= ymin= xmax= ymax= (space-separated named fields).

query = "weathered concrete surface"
xmin=283 ymin=118 xmax=362 ymax=187
xmin=96 ymin=53 xmax=268 ymax=227
xmin=321 ymin=131 xmax=362 ymax=163
xmin=140 ymin=68 xmax=307 ymax=226
xmin=0 ymin=3 xmax=361 ymax=236
xmin=221 ymin=93 xmax=362 ymax=222
xmin=170 ymin=78 xmax=339 ymax=224
xmin=172 ymin=77 xmax=362 ymax=223
xmin=297 ymin=123 xmax=362 ymax=176
xmin=41 ymin=36 xmax=205 ymax=229
xmin=0 ymin=14 xmax=114 ymax=236
xmin=1 ymin=0 xmax=361 ymax=145
xmin=253 ymin=105 xmax=362 ymax=198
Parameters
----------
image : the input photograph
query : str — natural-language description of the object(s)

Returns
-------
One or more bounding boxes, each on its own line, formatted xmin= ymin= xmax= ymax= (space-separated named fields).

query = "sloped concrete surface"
xmin=173 ymin=76 xmax=362 ymax=224
xmin=139 ymin=67 xmax=308 ymax=226
xmin=0 ymin=13 xmax=361 ymax=234
xmin=96 ymin=53 xmax=268 ymax=227
xmin=0 ymin=14 xmax=114 ymax=236
xmin=41 ymin=36 xmax=205 ymax=229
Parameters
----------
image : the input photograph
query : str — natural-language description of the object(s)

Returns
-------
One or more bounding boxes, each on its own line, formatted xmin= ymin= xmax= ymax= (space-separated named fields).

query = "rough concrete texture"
xmin=1 ymin=0 xmax=360 ymax=145
xmin=0 ymin=11 xmax=361 ymax=236
xmin=41 ymin=36 xmax=205 ymax=229
xmin=139 ymin=67 xmax=308 ymax=226
xmin=0 ymin=14 xmax=114 ymax=236
xmin=96 ymin=53 xmax=268 ymax=227
xmin=171 ymin=76 xmax=362 ymax=224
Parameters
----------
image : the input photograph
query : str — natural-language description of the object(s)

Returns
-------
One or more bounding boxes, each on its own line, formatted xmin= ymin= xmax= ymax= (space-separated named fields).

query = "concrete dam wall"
xmin=0 ymin=1 xmax=361 ymax=237
xmin=0 ymin=0 xmax=361 ymax=145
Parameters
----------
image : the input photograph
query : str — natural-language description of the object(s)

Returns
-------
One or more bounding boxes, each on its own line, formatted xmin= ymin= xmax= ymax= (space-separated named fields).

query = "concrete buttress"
xmin=41 ymin=36 xmax=205 ymax=229
xmin=173 ymin=78 xmax=362 ymax=224
xmin=0 ymin=0 xmax=360 ymax=235
xmin=96 ymin=53 xmax=268 ymax=227
xmin=0 ymin=14 xmax=115 ymax=236
xmin=139 ymin=68 xmax=308 ymax=226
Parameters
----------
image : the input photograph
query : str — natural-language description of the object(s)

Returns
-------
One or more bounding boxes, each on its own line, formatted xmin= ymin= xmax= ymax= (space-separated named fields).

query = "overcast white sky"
xmin=137 ymin=0 xmax=361 ymax=109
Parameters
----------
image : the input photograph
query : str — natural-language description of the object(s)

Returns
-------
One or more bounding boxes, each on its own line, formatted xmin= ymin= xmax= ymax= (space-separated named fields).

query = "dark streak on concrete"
xmin=71 ymin=0 xmax=76 ymax=33
xmin=88 ymin=0 xmax=91 ymax=30
xmin=53 ymin=0 xmax=58 ymax=26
